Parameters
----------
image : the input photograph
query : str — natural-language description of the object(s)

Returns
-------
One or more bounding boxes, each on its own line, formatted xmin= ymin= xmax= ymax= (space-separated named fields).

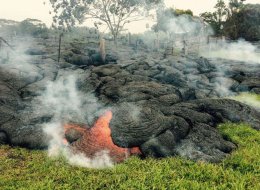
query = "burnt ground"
xmin=0 ymin=36 xmax=259 ymax=162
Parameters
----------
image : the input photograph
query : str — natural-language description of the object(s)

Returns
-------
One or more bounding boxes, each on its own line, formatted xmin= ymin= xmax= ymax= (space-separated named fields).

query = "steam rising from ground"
xmin=199 ymin=40 xmax=260 ymax=97
xmin=1 ymin=19 xmax=259 ymax=167
xmin=162 ymin=15 xmax=205 ymax=35
xmin=139 ymin=9 xmax=210 ymax=50
xmin=43 ymin=122 xmax=113 ymax=168
xmin=230 ymin=93 xmax=260 ymax=111
xmin=0 ymin=37 xmax=38 ymax=72
xmin=200 ymin=40 xmax=260 ymax=64
xmin=40 ymin=75 xmax=114 ymax=168
xmin=0 ymin=36 xmax=114 ymax=168
xmin=41 ymin=74 xmax=106 ymax=125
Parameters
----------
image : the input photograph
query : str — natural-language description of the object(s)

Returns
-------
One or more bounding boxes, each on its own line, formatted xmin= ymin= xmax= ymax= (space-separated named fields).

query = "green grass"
xmin=0 ymin=123 xmax=259 ymax=190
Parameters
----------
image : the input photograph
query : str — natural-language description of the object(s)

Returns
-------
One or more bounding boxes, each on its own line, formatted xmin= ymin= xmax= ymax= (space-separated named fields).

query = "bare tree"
xmin=49 ymin=0 xmax=162 ymax=44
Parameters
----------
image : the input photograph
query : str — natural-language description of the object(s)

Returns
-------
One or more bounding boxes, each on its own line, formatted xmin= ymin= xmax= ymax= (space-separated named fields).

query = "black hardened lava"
xmin=0 ymin=37 xmax=259 ymax=162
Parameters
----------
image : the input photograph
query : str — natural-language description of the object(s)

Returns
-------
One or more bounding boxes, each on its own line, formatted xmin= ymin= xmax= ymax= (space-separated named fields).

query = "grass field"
xmin=0 ymin=123 xmax=259 ymax=190
xmin=1 ymin=93 xmax=259 ymax=190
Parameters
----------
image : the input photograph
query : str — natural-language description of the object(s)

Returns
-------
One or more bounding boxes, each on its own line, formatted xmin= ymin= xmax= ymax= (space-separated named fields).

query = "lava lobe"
xmin=64 ymin=111 xmax=141 ymax=163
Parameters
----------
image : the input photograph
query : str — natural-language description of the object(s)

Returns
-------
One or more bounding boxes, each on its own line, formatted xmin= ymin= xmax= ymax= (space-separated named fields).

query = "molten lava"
xmin=63 ymin=111 xmax=141 ymax=163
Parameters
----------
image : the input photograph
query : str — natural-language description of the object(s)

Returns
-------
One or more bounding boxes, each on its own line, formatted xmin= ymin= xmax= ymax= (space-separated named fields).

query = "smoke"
xmin=199 ymin=39 xmax=260 ymax=97
xmin=1 ymin=15 xmax=259 ymax=167
xmin=0 ymin=35 xmax=114 ymax=168
xmin=164 ymin=15 xmax=205 ymax=36
xmin=39 ymin=74 xmax=114 ymax=168
xmin=43 ymin=122 xmax=113 ymax=168
xmin=0 ymin=37 xmax=39 ymax=72
xmin=40 ymin=74 xmax=105 ymax=124
xmin=230 ymin=93 xmax=260 ymax=111
xmin=210 ymin=76 xmax=238 ymax=97
xmin=124 ymin=103 xmax=141 ymax=122
xmin=138 ymin=8 xmax=211 ymax=50
xmin=200 ymin=39 xmax=260 ymax=64
xmin=139 ymin=31 xmax=168 ymax=50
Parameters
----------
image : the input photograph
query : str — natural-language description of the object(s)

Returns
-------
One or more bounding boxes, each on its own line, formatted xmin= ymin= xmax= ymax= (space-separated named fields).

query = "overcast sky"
xmin=0 ymin=0 xmax=259 ymax=33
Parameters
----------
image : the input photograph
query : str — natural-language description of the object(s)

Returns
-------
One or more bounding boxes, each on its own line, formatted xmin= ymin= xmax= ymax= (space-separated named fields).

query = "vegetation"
xmin=224 ymin=4 xmax=260 ymax=41
xmin=48 ymin=0 xmax=162 ymax=44
xmin=0 ymin=18 xmax=50 ymax=38
xmin=1 ymin=123 xmax=259 ymax=190
xmin=17 ymin=19 xmax=49 ymax=38
xmin=228 ymin=0 xmax=246 ymax=16
xmin=200 ymin=0 xmax=260 ymax=41
xmin=152 ymin=7 xmax=194 ymax=33
xmin=174 ymin=9 xmax=193 ymax=17
xmin=200 ymin=0 xmax=229 ymax=36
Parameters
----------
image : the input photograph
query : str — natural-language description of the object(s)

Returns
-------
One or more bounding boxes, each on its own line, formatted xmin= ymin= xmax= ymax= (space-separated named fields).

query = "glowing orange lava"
xmin=63 ymin=111 xmax=141 ymax=163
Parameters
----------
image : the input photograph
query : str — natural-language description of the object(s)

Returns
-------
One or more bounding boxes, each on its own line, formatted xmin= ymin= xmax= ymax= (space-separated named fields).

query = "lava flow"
xmin=63 ymin=111 xmax=141 ymax=163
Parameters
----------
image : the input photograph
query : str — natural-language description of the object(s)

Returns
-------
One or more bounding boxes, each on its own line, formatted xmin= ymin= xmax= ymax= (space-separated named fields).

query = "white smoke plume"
xmin=39 ymin=74 xmax=114 ymax=168
xmin=199 ymin=39 xmax=260 ymax=97
xmin=138 ymin=8 xmax=210 ymax=50
xmin=43 ymin=122 xmax=113 ymax=169
xmin=230 ymin=93 xmax=260 ymax=111
xmin=0 ymin=35 xmax=114 ymax=168
xmin=164 ymin=15 xmax=205 ymax=36
xmin=0 ymin=37 xmax=40 ymax=72
xmin=200 ymin=39 xmax=260 ymax=64
xmin=40 ymin=74 xmax=104 ymax=124
xmin=214 ymin=77 xmax=236 ymax=97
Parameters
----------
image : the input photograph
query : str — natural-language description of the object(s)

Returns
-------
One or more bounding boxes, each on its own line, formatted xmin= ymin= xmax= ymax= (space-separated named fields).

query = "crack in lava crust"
xmin=63 ymin=111 xmax=142 ymax=163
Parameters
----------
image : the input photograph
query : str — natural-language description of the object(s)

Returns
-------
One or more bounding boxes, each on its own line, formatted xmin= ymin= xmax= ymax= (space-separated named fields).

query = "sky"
xmin=0 ymin=0 xmax=259 ymax=33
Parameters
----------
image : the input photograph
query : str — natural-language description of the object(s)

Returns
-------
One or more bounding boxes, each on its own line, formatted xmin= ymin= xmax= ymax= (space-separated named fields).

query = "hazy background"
xmin=0 ymin=0 xmax=259 ymax=33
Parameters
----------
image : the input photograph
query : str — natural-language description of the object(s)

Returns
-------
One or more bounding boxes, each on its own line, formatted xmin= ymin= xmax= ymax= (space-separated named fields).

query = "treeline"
xmin=200 ymin=0 xmax=260 ymax=41
xmin=0 ymin=18 xmax=49 ymax=38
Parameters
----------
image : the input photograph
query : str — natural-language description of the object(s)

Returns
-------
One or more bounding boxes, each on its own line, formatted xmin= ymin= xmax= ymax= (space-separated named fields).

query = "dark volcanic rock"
xmin=0 ymin=67 xmax=51 ymax=148
xmin=0 ymin=131 xmax=8 ymax=144
xmin=25 ymin=48 xmax=46 ymax=55
xmin=109 ymin=99 xmax=259 ymax=162
xmin=65 ymin=54 xmax=91 ymax=66
xmin=110 ymin=102 xmax=176 ymax=147
xmin=85 ymin=58 xmax=260 ymax=162
xmin=65 ymin=127 xmax=84 ymax=143
xmin=173 ymin=123 xmax=237 ymax=162
xmin=0 ymin=36 xmax=260 ymax=163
